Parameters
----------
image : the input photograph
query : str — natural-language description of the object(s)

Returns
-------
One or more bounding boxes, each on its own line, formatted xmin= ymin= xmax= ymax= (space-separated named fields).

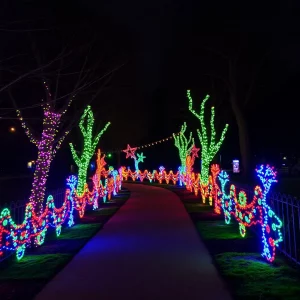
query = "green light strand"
xmin=69 ymin=105 xmax=110 ymax=195
xmin=173 ymin=122 xmax=194 ymax=168
xmin=187 ymin=90 xmax=228 ymax=185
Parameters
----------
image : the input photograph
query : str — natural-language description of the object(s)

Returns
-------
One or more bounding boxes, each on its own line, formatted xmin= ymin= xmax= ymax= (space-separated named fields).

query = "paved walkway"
xmin=35 ymin=184 xmax=232 ymax=300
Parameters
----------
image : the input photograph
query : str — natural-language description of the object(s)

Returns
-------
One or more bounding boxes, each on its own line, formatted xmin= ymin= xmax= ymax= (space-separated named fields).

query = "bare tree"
xmin=200 ymin=43 xmax=268 ymax=176
xmin=6 ymin=37 xmax=124 ymax=214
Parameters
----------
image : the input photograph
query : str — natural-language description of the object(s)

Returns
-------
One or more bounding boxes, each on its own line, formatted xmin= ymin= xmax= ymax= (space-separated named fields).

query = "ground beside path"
xmin=35 ymin=183 xmax=232 ymax=300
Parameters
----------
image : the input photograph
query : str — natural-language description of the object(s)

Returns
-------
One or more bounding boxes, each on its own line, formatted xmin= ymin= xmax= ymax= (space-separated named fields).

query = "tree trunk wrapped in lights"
xmin=187 ymin=90 xmax=228 ymax=189
xmin=14 ymin=82 xmax=72 ymax=214
xmin=173 ymin=122 xmax=194 ymax=170
xmin=7 ymin=38 xmax=123 ymax=217
xmin=69 ymin=105 xmax=110 ymax=195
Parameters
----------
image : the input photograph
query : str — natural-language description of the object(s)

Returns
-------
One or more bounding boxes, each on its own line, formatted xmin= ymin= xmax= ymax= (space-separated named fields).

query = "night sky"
xmin=1 ymin=0 xmax=300 ymax=184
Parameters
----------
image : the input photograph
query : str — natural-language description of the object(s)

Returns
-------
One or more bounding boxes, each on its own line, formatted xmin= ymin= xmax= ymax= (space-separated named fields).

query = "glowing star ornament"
xmin=136 ymin=152 xmax=146 ymax=162
xmin=122 ymin=144 xmax=137 ymax=159
xmin=173 ymin=122 xmax=194 ymax=170
xmin=190 ymin=145 xmax=200 ymax=161
xmin=187 ymin=90 xmax=228 ymax=187
xmin=69 ymin=105 xmax=110 ymax=195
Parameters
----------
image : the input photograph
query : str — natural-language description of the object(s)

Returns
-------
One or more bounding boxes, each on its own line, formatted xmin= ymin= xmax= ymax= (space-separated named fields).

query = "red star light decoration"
xmin=122 ymin=144 xmax=137 ymax=159
xmin=190 ymin=145 xmax=200 ymax=160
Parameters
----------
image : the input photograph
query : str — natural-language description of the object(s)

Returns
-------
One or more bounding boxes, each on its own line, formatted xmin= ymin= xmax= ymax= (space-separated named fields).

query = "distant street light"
xmin=9 ymin=127 xmax=16 ymax=132
xmin=27 ymin=160 xmax=35 ymax=169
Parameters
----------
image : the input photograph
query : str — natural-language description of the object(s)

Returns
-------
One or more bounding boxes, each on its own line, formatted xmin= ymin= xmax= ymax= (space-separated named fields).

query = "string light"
xmin=137 ymin=132 xmax=180 ymax=149
xmin=121 ymin=161 xmax=214 ymax=201
xmin=0 ymin=188 xmax=71 ymax=260
xmin=187 ymin=90 xmax=229 ymax=191
xmin=69 ymin=105 xmax=110 ymax=195
xmin=256 ymin=165 xmax=283 ymax=262
xmin=53 ymin=129 xmax=70 ymax=157
xmin=217 ymin=165 xmax=283 ymax=262
xmin=16 ymin=109 xmax=38 ymax=145
xmin=101 ymin=132 xmax=181 ymax=155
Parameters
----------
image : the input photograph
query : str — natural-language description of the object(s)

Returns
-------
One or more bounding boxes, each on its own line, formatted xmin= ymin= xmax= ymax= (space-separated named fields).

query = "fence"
xmin=233 ymin=182 xmax=300 ymax=266
xmin=0 ymin=188 xmax=66 ymax=224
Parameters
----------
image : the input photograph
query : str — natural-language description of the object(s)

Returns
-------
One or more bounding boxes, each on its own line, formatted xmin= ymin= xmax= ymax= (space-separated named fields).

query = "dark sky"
xmin=1 ymin=0 xmax=300 ymax=179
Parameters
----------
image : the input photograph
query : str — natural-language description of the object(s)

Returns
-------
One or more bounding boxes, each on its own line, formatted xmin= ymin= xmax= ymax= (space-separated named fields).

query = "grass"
xmin=0 ymin=188 xmax=130 ymax=300
xmin=195 ymin=220 xmax=248 ymax=240
xmin=0 ymin=223 xmax=101 ymax=280
xmin=55 ymin=223 xmax=102 ymax=240
xmin=184 ymin=202 xmax=212 ymax=213
xmin=0 ymin=254 xmax=72 ymax=280
xmin=216 ymin=252 xmax=300 ymax=300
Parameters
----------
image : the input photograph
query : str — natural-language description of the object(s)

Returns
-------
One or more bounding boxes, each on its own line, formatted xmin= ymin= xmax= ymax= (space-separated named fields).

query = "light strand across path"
xmin=101 ymin=132 xmax=181 ymax=154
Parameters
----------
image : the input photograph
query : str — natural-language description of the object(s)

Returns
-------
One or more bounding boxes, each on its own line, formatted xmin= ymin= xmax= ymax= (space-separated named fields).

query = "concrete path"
xmin=35 ymin=184 xmax=232 ymax=300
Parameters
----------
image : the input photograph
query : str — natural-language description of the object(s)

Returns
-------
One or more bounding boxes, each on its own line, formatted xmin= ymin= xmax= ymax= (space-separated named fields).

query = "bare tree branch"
xmin=54 ymin=56 xmax=64 ymax=105
xmin=243 ymin=51 xmax=269 ymax=107
xmin=8 ymin=89 xmax=38 ymax=145
xmin=0 ymin=50 xmax=72 ymax=94
xmin=0 ymin=69 xmax=114 ymax=114
xmin=202 ymin=73 xmax=233 ymax=94
xmin=0 ymin=53 xmax=27 ymax=65
xmin=54 ymin=70 xmax=116 ymax=147
xmin=0 ymin=27 xmax=56 ymax=32
xmin=58 ymin=48 xmax=93 ymax=114
xmin=200 ymin=46 xmax=230 ymax=61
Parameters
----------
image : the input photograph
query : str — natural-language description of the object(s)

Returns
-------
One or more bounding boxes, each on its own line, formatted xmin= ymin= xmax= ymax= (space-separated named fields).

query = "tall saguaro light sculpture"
xmin=173 ymin=122 xmax=194 ymax=186
xmin=187 ymin=90 xmax=228 ymax=193
xmin=69 ymin=105 xmax=110 ymax=195
xmin=173 ymin=122 xmax=194 ymax=170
